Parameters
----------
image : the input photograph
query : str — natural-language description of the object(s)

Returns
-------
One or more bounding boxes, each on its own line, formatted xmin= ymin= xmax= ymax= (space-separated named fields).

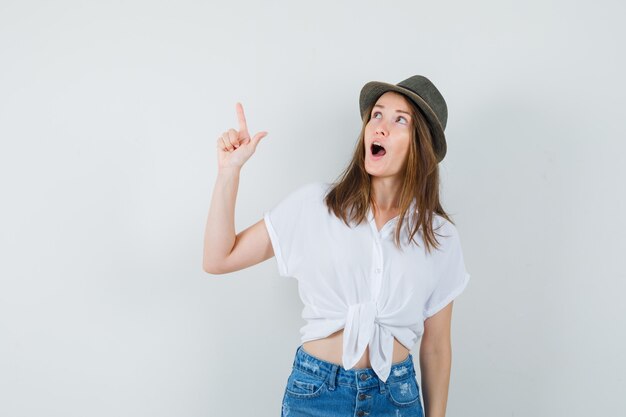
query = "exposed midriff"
xmin=301 ymin=328 xmax=410 ymax=368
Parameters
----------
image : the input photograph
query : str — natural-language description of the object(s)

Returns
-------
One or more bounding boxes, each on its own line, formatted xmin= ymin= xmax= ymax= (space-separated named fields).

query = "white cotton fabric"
xmin=263 ymin=181 xmax=471 ymax=383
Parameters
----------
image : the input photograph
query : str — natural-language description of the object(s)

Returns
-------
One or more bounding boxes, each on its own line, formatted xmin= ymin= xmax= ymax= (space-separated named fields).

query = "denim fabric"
xmin=281 ymin=345 xmax=424 ymax=417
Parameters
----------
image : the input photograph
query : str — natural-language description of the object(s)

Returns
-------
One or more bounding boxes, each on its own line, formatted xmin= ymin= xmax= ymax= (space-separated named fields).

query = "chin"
xmin=365 ymin=167 xmax=383 ymax=177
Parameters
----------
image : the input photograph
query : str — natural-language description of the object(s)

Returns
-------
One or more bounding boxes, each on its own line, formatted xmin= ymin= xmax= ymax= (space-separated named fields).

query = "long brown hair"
xmin=323 ymin=93 xmax=454 ymax=254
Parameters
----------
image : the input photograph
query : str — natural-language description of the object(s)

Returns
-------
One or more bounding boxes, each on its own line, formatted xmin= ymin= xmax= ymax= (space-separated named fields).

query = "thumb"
xmin=251 ymin=131 xmax=268 ymax=146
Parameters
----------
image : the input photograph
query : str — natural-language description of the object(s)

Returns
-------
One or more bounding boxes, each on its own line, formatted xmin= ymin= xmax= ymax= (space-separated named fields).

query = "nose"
xmin=375 ymin=125 xmax=387 ymax=136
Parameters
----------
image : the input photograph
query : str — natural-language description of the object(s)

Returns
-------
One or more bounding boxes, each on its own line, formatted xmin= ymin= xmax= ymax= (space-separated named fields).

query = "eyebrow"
xmin=373 ymin=104 xmax=411 ymax=116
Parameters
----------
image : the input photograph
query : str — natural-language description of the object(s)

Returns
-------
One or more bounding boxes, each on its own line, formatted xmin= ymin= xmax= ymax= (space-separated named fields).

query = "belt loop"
xmin=378 ymin=376 xmax=386 ymax=394
xmin=292 ymin=345 xmax=300 ymax=367
xmin=327 ymin=364 xmax=338 ymax=391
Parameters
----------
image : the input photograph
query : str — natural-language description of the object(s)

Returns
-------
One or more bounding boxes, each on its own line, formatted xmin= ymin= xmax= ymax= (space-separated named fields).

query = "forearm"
xmin=419 ymin=349 xmax=451 ymax=417
xmin=203 ymin=167 xmax=241 ymax=272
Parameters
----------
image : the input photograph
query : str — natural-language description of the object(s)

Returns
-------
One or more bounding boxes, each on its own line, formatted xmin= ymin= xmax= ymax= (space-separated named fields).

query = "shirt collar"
xmin=366 ymin=198 xmax=418 ymax=237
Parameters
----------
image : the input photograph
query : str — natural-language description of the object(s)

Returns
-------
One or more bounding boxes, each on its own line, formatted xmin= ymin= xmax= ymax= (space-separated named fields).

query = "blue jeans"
xmin=281 ymin=345 xmax=424 ymax=417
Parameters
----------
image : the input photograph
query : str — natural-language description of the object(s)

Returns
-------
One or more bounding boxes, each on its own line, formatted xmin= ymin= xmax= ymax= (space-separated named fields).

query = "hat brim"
xmin=359 ymin=81 xmax=447 ymax=163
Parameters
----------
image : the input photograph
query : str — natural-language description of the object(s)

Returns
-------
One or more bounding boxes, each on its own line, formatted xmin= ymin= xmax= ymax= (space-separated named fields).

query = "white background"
xmin=1 ymin=0 xmax=625 ymax=416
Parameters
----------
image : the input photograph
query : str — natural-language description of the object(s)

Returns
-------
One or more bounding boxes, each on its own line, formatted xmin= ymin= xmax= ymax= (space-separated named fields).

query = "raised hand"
xmin=216 ymin=102 xmax=268 ymax=171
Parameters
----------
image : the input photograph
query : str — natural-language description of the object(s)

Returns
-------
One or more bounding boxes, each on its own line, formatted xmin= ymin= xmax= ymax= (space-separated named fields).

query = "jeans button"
xmin=358 ymin=393 xmax=367 ymax=400
xmin=359 ymin=373 xmax=369 ymax=381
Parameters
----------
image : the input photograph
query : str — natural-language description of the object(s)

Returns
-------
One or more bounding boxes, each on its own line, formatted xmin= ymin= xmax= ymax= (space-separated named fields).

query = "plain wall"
xmin=1 ymin=0 xmax=625 ymax=416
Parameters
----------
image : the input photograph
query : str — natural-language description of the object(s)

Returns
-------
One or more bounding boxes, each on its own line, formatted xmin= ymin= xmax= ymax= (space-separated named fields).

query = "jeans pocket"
xmin=386 ymin=375 xmax=421 ymax=408
xmin=284 ymin=367 xmax=327 ymax=399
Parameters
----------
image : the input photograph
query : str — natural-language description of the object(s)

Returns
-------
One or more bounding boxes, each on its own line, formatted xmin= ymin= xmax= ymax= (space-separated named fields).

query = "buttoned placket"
xmin=370 ymin=236 xmax=384 ymax=302
xmin=338 ymin=208 xmax=401 ymax=381
xmin=342 ymin=203 xmax=417 ymax=381
xmin=367 ymin=210 xmax=396 ymax=303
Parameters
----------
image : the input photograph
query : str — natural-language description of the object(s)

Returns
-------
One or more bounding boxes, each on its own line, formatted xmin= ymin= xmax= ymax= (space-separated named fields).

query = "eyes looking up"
xmin=371 ymin=111 xmax=409 ymax=126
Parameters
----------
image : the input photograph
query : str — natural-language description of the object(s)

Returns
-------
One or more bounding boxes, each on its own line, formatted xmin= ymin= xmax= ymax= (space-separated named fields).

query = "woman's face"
xmin=364 ymin=91 xmax=413 ymax=179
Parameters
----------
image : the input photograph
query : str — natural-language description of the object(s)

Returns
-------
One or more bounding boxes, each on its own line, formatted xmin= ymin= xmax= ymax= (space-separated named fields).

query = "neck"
xmin=370 ymin=176 xmax=402 ymax=211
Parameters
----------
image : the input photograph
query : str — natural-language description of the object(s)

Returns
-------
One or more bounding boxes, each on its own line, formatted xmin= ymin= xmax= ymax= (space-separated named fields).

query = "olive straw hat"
xmin=359 ymin=75 xmax=448 ymax=163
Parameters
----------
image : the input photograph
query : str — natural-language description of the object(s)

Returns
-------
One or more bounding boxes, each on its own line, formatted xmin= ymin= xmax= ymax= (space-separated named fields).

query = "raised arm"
xmin=202 ymin=103 xmax=273 ymax=275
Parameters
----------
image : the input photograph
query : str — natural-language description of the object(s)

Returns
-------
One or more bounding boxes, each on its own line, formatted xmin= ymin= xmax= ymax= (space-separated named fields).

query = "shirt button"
xmin=375 ymin=268 xmax=381 ymax=273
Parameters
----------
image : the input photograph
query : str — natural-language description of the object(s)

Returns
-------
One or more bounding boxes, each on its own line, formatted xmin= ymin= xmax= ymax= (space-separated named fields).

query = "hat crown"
xmin=396 ymin=75 xmax=448 ymax=129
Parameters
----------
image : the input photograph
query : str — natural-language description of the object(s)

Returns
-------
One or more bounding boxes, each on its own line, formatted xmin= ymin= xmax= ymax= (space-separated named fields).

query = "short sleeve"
xmin=423 ymin=220 xmax=471 ymax=319
xmin=263 ymin=183 xmax=320 ymax=278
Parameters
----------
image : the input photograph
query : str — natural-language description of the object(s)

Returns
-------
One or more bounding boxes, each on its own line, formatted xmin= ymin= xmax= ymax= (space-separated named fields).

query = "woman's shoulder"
xmin=293 ymin=181 xmax=333 ymax=199
xmin=276 ymin=181 xmax=332 ymax=209
xmin=431 ymin=213 xmax=460 ymax=238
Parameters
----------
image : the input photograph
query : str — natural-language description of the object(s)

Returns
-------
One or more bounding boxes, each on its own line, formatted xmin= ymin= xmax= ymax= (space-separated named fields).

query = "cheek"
xmin=397 ymin=134 xmax=412 ymax=156
xmin=403 ymin=131 xmax=412 ymax=145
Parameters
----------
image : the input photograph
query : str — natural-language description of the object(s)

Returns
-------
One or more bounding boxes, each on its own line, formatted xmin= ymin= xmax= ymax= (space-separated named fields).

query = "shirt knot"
xmin=341 ymin=301 xmax=394 ymax=382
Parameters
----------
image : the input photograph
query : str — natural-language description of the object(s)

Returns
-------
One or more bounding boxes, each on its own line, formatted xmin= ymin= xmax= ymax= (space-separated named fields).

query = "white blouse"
xmin=263 ymin=181 xmax=471 ymax=382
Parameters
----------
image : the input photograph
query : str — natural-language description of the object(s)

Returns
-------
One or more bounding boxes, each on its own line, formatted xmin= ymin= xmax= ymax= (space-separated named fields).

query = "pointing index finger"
xmin=236 ymin=102 xmax=249 ymax=134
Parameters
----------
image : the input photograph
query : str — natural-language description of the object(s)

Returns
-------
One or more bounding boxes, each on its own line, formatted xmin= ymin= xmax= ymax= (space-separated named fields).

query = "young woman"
xmin=203 ymin=75 xmax=471 ymax=417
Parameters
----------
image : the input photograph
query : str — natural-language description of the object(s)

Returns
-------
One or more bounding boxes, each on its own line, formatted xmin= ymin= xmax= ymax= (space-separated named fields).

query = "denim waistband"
xmin=291 ymin=344 xmax=416 ymax=391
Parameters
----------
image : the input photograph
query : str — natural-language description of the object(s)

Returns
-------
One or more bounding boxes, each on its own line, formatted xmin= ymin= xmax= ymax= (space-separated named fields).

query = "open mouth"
xmin=371 ymin=143 xmax=386 ymax=156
